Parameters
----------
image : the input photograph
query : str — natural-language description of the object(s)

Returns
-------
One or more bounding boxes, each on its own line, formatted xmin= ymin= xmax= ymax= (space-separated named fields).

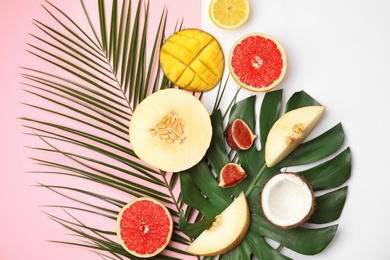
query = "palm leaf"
xmin=179 ymin=90 xmax=351 ymax=259
xmin=21 ymin=0 xmax=195 ymax=258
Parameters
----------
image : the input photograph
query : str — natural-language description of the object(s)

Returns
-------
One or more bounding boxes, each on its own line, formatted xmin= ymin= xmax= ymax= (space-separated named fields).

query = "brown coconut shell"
xmin=259 ymin=172 xmax=316 ymax=229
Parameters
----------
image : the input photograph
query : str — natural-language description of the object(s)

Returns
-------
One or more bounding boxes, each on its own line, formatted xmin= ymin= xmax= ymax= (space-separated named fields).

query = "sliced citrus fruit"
xmin=229 ymin=33 xmax=287 ymax=92
xmin=160 ymin=28 xmax=224 ymax=92
xmin=116 ymin=197 xmax=173 ymax=258
xmin=209 ymin=0 xmax=250 ymax=29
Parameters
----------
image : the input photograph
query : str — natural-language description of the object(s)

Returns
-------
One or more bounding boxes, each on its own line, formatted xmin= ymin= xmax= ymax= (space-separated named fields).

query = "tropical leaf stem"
xmin=160 ymin=170 xmax=182 ymax=215
xmin=245 ymin=163 xmax=267 ymax=197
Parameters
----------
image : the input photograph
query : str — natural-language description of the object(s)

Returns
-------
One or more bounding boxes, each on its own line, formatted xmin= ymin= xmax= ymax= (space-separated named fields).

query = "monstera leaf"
xmin=179 ymin=90 xmax=351 ymax=259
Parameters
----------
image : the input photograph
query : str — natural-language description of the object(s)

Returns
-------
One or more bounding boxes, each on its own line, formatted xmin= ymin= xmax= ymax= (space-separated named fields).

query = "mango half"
xmin=129 ymin=88 xmax=212 ymax=172
xmin=160 ymin=28 xmax=224 ymax=92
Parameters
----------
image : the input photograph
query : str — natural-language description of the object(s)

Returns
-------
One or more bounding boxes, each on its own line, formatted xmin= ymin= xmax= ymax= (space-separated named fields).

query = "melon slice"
xmin=129 ymin=89 xmax=212 ymax=172
xmin=186 ymin=191 xmax=250 ymax=256
xmin=265 ymin=106 xmax=326 ymax=167
xmin=260 ymin=173 xmax=316 ymax=229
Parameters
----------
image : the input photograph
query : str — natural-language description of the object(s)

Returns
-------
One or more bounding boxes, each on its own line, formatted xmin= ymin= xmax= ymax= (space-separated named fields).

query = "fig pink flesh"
xmin=219 ymin=163 xmax=247 ymax=188
xmin=225 ymin=119 xmax=256 ymax=151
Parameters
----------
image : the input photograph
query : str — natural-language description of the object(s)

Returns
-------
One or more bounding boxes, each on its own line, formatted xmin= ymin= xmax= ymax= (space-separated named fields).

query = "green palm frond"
xmin=21 ymin=0 xmax=194 ymax=259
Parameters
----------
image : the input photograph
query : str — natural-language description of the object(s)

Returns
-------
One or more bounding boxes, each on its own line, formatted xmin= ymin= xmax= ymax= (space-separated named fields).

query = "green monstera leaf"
xmin=179 ymin=89 xmax=351 ymax=259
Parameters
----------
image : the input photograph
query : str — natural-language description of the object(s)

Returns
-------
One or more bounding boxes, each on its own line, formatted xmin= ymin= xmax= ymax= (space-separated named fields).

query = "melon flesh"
xmin=186 ymin=191 xmax=250 ymax=256
xmin=265 ymin=106 xmax=326 ymax=167
xmin=129 ymin=89 xmax=212 ymax=172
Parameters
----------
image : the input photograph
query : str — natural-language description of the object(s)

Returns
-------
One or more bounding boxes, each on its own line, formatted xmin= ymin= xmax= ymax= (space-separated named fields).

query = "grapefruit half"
xmin=229 ymin=33 xmax=287 ymax=92
xmin=116 ymin=197 xmax=173 ymax=258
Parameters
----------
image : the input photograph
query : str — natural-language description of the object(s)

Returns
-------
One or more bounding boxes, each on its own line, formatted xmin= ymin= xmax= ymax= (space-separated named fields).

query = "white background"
xmin=202 ymin=0 xmax=390 ymax=259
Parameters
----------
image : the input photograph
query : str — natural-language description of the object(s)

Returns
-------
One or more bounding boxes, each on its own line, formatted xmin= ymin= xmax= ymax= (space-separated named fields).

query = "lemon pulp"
xmin=209 ymin=0 xmax=250 ymax=29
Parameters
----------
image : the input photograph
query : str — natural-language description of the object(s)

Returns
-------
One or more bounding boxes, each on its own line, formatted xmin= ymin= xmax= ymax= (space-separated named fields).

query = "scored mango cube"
xmin=160 ymin=28 xmax=224 ymax=92
xmin=177 ymin=68 xmax=195 ymax=88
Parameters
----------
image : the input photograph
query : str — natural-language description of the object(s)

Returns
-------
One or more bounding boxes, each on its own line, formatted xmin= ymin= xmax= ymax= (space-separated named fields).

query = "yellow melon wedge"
xmin=265 ymin=106 xmax=326 ymax=167
xmin=186 ymin=191 xmax=250 ymax=256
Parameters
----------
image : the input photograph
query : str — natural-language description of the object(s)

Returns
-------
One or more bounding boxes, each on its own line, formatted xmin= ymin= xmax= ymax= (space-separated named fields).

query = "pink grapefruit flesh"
xmin=229 ymin=33 xmax=287 ymax=92
xmin=116 ymin=197 xmax=173 ymax=258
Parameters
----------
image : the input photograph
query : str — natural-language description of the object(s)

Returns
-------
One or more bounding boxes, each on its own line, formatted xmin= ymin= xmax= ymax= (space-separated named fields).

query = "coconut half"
xmin=260 ymin=173 xmax=315 ymax=229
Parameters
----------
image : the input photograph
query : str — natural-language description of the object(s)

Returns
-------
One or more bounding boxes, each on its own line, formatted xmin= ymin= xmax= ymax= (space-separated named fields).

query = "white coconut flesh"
xmin=261 ymin=173 xmax=315 ymax=229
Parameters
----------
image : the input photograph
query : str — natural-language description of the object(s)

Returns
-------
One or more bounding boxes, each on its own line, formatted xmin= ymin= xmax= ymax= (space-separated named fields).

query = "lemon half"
xmin=209 ymin=0 xmax=250 ymax=30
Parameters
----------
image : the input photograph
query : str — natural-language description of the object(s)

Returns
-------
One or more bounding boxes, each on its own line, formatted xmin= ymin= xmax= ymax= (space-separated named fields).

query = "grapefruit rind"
xmin=116 ymin=197 xmax=173 ymax=258
xmin=228 ymin=32 xmax=287 ymax=92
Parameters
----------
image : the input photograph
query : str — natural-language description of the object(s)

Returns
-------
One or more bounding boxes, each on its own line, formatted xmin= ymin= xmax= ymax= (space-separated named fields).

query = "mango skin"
xmin=160 ymin=29 xmax=224 ymax=92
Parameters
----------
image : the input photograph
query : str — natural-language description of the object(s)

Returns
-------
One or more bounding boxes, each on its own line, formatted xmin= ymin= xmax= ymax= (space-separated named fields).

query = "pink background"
xmin=0 ymin=1 xmax=200 ymax=259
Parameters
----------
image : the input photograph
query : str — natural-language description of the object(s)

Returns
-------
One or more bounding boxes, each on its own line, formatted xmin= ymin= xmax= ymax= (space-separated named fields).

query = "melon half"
xmin=186 ymin=191 xmax=250 ymax=256
xmin=129 ymin=89 xmax=212 ymax=172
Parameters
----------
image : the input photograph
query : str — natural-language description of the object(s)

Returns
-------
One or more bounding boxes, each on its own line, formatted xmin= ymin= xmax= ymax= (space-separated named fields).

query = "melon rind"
xmin=129 ymin=88 xmax=212 ymax=172
xmin=265 ymin=106 xmax=326 ymax=167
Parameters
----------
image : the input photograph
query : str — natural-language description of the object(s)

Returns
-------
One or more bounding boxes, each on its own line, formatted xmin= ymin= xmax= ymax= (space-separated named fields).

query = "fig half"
xmin=219 ymin=163 xmax=247 ymax=188
xmin=225 ymin=118 xmax=257 ymax=151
